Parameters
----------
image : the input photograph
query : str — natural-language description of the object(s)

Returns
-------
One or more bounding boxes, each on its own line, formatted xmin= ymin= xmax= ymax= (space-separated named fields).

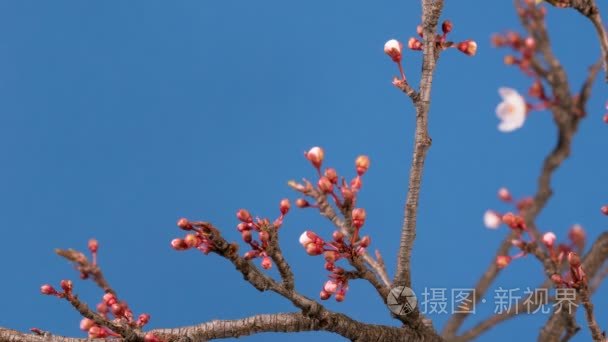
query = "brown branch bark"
xmin=394 ymin=0 xmax=444 ymax=289
xmin=567 ymin=0 xmax=608 ymax=81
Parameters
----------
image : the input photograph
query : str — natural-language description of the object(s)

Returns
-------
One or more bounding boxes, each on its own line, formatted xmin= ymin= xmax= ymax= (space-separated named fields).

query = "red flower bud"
xmin=442 ymin=20 xmax=453 ymax=34
xmin=324 ymin=251 xmax=337 ymax=263
xmin=305 ymin=243 xmax=323 ymax=256
xmin=236 ymin=209 xmax=252 ymax=223
xmin=111 ymin=303 xmax=123 ymax=316
xmin=416 ymin=25 xmax=423 ymax=38
xmin=144 ymin=333 xmax=162 ymax=342
xmin=137 ymin=313 xmax=151 ymax=326
xmin=341 ymin=187 xmax=354 ymax=203
xmin=244 ymin=250 xmax=259 ymax=260
xmin=601 ymin=205 xmax=608 ymax=216
xmin=60 ymin=280 xmax=73 ymax=293
xmin=355 ymin=155 xmax=370 ymax=176
xmin=279 ymin=199 xmax=290 ymax=215
xmin=237 ymin=222 xmax=250 ymax=232
xmin=335 ymin=292 xmax=345 ymax=302
xmin=97 ymin=302 xmax=108 ymax=314
xmin=332 ymin=230 xmax=344 ymax=242
xmin=305 ymin=146 xmax=325 ymax=170
xmin=320 ymin=290 xmax=331 ymax=300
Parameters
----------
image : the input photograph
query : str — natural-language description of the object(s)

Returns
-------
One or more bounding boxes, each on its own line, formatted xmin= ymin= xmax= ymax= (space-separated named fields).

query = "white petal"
xmin=484 ymin=210 xmax=501 ymax=229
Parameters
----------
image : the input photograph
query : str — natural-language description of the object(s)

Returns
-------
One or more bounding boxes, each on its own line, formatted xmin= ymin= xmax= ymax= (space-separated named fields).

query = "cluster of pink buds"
xmin=171 ymin=218 xmax=216 ymax=254
xmin=238 ymin=201 xmax=291 ymax=270
xmin=299 ymin=211 xmax=371 ymax=302
xmin=484 ymin=187 xmax=534 ymax=231
xmin=384 ymin=20 xmax=476 ymax=86
xmin=551 ymin=252 xmax=588 ymax=288
xmin=291 ymin=147 xmax=369 ymax=209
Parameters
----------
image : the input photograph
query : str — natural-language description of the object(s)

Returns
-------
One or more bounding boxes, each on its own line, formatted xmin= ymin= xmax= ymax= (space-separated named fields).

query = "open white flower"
xmin=483 ymin=210 xmax=502 ymax=229
xmin=496 ymin=87 xmax=527 ymax=132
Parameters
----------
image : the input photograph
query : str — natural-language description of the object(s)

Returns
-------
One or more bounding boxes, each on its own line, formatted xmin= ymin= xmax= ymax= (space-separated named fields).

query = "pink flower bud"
xmin=241 ymin=230 xmax=252 ymax=243
xmin=324 ymin=168 xmax=338 ymax=184
xmin=171 ymin=238 xmax=188 ymax=251
xmin=279 ymin=199 xmax=290 ymax=215
xmin=237 ymin=222 xmax=250 ymax=232
xmin=80 ymin=318 xmax=95 ymax=331
xmin=137 ymin=313 xmax=151 ymax=326
xmin=416 ymin=25 xmax=423 ymax=38
xmin=177 ymin=218 xmax=192 ymax=230
xmin=144 ymin=333 xmax=162 ymax=342
xmin=324 ymin=251 xmax=337 ymax=263
xmin=244 ymin=250 xmax=259 ymax=260
xmin=88 ymin=326 xmax=107 ymax=339
xmin=320 ymin=290 xmax=331 ymax=300
xmin=305 ymin=146 xmax=325 ymax=170
xmin=603 ymin=114 xmax=608 ymax=124
xmin=88 ymin=239 xmax=98 ymax=253
xmin=442 ymin=20 xmax=453 ymax=34
xmin=305 ymin=243 xmax=323 ymax=256
xmin=60 ymin=279 xmax=73 ymax=293
xmin=355 ymin=155 xmax=370 ymax=176
xmin=261 ymin=256 xmax=272 ymax=270
xmin=524 ymin=37 xmax=535 ymax=50
xmin=97 ymin=302 xmax=108 ymax=314
xmin=601 ymin=205 xmax=608 ymax=216
xmin=542 ymin=232 xmax=556 ymax=248
xmin=407 ymin=37 xmax=423 ymax=51
xmin=496 ymin=255 xmax=512 ymax=269
xmin=236 ymin=209 xmax=252 ymax=223
xmin=184 ymin=234 xmax=199 ymax=248
xmin=498 ymin=187 xmax=512 ymax=202
xmin=332 ymin=230 xmax=344 ymax=242
xmin=40 ymin=284 xmax=57 ymax=295
xmin=323 ymin=280 xmax=338 ymax=294
xmin=111 ymin=303 xmax=123 ymax=316
xmin=457 ymin=40 xmax=477 ymax=56
xmin=324 ymin=261 xmax=335 ymax=271
xmin=295 ymin=198 xmax=310 ymax=208
xmin=352 ymin=208 xmax=367 ymax=228
xmin=103 ymin=293 xmax=117 ymax=306
xmin=335 ymin=292 xmax=345 ymax=302
xmin=384 ymin=39 xmax=403 ymax=63
xmin=318 ymin=176 xmax=333 ymax=193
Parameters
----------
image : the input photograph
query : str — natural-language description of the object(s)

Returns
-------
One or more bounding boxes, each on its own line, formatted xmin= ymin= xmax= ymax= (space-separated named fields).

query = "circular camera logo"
xmin=387 ymin=286 xmax=417 ymax=315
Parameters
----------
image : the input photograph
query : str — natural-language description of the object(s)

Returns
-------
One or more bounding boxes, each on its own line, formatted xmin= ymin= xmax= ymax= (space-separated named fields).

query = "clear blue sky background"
xmin=0 ymin=1 xmax=606 ymax=341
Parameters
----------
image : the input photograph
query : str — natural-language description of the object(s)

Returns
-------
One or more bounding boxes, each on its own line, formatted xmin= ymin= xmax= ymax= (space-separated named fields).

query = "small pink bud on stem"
xmin=601 ymin=205 xmax=608 ymax=216
xmin=60 ymin=280 xmax=73 ymax=293
xmin=88 ymin=239 xmax=98 ymax=253
xmin=542 ymin=232 xmax=556 ymax=248
xmin=40 ymin=284 xmax=58 ymax=296
xmin=305 ymin=146 xmax=325 ymax=171
xmin=261 ymin=256 xmax=272 ymax=270
xmin=498 ymin=187 xmax=512 ymax=202
xmin=324 ymin=168 xmax=338 ymax=184
xmin=496 ymin=255 xmax=512 ymax=269
xmin=177 ymin=218 xmax=193 ymax=230
xmin=355 ymin=155 xmax=370 ymax=176
xmin=407 ymin=37 xmax=423 ymax=51
xmin=236 ymin=209 xmax=252 ymax=223
xmin=457 ymin=40 xmax=477 ymax=56
xmin=441 ymin=20 xmax=453 ymax=34
xmin=296 ymin=198 xmax=310 ymax=208
xmin=279 ymin=199 xmax=290 ymax=215
xmin=352 ymin=208 xmax=367 ymax=229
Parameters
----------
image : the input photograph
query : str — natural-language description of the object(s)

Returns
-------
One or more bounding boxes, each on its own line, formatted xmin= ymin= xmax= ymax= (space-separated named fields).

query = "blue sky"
xmin=0 ymin=1 xmax=606 ymax=341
